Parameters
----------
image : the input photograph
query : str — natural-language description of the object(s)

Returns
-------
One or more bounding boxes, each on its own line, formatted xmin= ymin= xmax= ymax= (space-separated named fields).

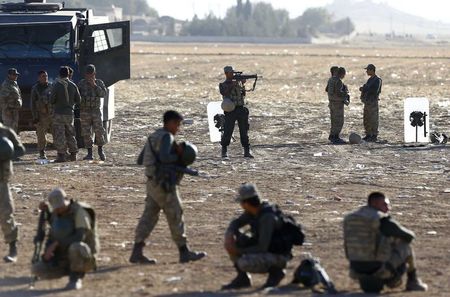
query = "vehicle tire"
xmin=359 ymin=276 xmax=384 ymax=293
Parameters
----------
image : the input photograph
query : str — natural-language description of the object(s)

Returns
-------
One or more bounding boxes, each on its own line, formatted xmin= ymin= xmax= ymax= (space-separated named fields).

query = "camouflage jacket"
xmin=219 ymin=79 xmax=245 ymax=107
xmin=0 ymin=123 xmax=25 ymax=182
xmin=327 ymin=76 xmax=347 ymax=103
xmin=30 ymin=82 xmax=52 ymax=120
xmin=0 ymin=79 xmax=22 ymax=110
xmin=77 ymin=79 xmax=107 ymax=110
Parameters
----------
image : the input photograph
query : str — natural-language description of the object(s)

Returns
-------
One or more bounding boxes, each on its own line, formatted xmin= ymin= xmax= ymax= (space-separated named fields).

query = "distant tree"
xmin=66 ymin=0 xmax=158 ymax=17
xmin=330 ymin=17 xmax=355 ymax=35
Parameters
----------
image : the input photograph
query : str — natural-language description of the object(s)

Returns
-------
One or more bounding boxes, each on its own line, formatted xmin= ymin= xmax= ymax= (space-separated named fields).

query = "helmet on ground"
xmin=292 ymin=258 xmax=320 ymax=288
xmin=349 ymin=132 xmax=362 ymax=144
xmin=180 ymin=142 xmax=197 ymax=166
xmin=0 ymin=136 xmax=14 ymax=161
xmin=221 ymin=97 xmax=235 ymax=112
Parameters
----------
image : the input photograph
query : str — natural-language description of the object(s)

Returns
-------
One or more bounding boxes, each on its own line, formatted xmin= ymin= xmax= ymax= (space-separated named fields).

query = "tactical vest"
xmin=143 ymin=128 xmax=172 ymax=178
xmin=50 ymin=201 xmax=100 ymax=255
xmin=32 ymin=83 xmax=52 ymax=115
xmin=221 ymin=81 xmax=245 ymax=107
xmin=327 ymin=76 xmax=344 ymax=103
xmin=78 ymin=79 xmax=103 ymax=109
xmin=343 ymin=206 xmax=391 ymax=262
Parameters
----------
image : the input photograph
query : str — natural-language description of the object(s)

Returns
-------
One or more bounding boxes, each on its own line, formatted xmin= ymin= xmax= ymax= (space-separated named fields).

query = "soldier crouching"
xmin=32 ymin=188 xmax=99 ymax=290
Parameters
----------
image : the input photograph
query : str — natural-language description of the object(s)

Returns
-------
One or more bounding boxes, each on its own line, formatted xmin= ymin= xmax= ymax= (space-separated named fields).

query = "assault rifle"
xmin=233 ymin=71 xmax=260 ymax=91
xmin=30 ymin=207 xmax=50 ymax=288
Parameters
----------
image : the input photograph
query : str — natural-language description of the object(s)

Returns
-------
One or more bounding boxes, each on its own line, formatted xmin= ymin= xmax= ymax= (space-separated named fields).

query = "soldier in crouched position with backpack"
xmin=222 ymin=183 xmax=304 ymax=290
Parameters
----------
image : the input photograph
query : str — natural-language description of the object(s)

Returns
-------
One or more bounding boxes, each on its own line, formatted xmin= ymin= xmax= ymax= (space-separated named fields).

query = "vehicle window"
xmin=92 ymin=30 xmax=108 ymax=53
xmin=106 ymin=28 xmax=123 ymax=48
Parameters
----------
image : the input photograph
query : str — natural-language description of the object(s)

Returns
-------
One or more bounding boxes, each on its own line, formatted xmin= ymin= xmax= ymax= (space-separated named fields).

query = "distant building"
xmin=128 ymin=15 xmax=185 ymax=37
xmin=94 ymin=5 xmax=123 ymax=22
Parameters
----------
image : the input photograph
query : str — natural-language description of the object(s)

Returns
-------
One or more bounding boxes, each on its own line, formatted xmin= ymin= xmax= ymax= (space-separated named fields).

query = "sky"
xmin=147 ymin=0 xmax=450 ymax=23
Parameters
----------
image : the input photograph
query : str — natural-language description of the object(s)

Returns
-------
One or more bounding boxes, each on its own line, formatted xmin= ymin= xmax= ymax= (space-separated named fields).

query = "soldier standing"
xmin=327 ymin=67 xmax=349 ymax=144
xmin=343 ymin=192 xmax=428 ymax=293
xmin=0 ymin=122 xmax=25 ymax=263
xmin=50 ymin=66 xmax=81 ymax=163
xmin=219 ymin=66 xmax=253 ymax=159
xmin=222 ymin=183 xmax=303 ymax=290
xmin=32 ymin=188 xmax=99 ymax=290
xmin=360 ymin=64 xmax=382 ymax=142
xmin=31 ymin=70 xmax=53 ymax=159
xmin=129 ymin=110 xmax=206 ymax=264
xmin=77 ymin=64 xmax=108 ymax=161
xmin=0 ymin=68 xmax=22 ymax=133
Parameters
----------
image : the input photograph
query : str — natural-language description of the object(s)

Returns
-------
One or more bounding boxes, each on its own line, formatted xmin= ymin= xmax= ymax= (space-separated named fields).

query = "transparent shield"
xmin=404 ymin=97 xmax=430 ymax=143
xmin=207 ymin=101 xmax=224 ymax=143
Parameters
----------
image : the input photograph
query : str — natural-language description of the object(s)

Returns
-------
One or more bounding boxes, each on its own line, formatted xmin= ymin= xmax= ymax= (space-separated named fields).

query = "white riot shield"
xmin=207 ymin=101 xmax=224 ymax=143
xmin=404 ymin=98 xmax=430 ymax=143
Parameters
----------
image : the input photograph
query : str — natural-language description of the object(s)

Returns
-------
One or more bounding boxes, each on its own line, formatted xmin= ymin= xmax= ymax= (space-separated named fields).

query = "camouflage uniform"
xmin=134 ymin=128 xmax=186 ymax=247
xmin=31 ymin=82 xmax=52 ymax=151
xmin=77 ymin=79 xmax=107 ymax=148
xmin=32 ymin=201 xmax=98 ymax=280
xmin=327 ymin=76 xmax=347 ymax=140
xmin=0 ymin=123 xmax=25 ymax=245
xmin=0 ymin=79 xmax=22 ymax=133
xmin=360 ymin=75 xmax=382 ymax=138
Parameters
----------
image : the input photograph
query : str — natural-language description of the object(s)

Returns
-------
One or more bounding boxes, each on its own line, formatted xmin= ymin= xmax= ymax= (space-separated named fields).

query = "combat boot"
xmin=69 ymin=152 xmax=77 ymax=162
xmin=262 ymin=267 xmax=285 ymax=288
xmin=221 ymin=146 xmax=229 ymax=160
xmin=98 ymin=146 xmax=106 ymax=161
xmin=83 ymin=148 xmax=93 ymax=160
xmin=221 ymin=265 xmax=252 ymax=290
xmin=406 ymin=270 xmax=428 ymax=291
xmin=179 ymin=245 xmax=207 ymax=263
xmin=55 ymin=153 xmax=66 ymax=163
xmin=65 ymin=272 xmax=84 ymax=290
xmin=243 ymin=146 xmax=254 ymax=158
xmin=331 ymin=137 xmax=347 ymax=145
xmin=129 ymin=242 xmax=157 ymax=264
xmin=3 ymin=241 xmax=17 ymax=263
xmin=39 ymin=150 xmax=47 ymax=160
xmin=362 ymin=135 xmax=372 ymax=142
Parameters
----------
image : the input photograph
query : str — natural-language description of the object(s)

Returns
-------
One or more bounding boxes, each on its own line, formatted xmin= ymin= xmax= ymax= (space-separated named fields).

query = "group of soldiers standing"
xmin=0 ymin=64 xmax=108 ymax=162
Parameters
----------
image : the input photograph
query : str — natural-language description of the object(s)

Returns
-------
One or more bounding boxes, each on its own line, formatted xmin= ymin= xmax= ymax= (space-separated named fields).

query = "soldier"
xmin=31 ymin=70 xmax=53 ymax=159
xmin=0 ymin=68 xmax=22 ymax=133
xmin=219 ymin=66 xmax=254 ymax=159
xmin=360 ymin=64 xmax=382 ymax=142
xmin=343 ymin=192 xmax=428 ymax=293
xmin=129 ymin=110 xmax=207 ymax=264
xmin=327 ymin=67 xmax=349 ymax=144
xmin=0 ymin=122 xmax=25 ymax=263
xmin=32 ymin=188 xmax=99 ymax=290
xmin=222 ymin=183 xmax=303 ymax=290
xmin=325 ymin=66 xmax=339 ymax=93
xmin=78 ymin=64 xmax=108 ymax=161
xmin=50 ymin=66 xmax=81 ymax=163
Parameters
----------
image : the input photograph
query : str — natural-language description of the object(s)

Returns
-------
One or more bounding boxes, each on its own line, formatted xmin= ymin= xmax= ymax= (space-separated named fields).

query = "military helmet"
xmin=0 ymin=136 xmax=14 ymax=161
xmin=180 ymin=141 xmax=198 ymax=166
xmin=221 ymin=97 xmax=236 ymax=112
xmin=349 ymin=132 xmax=362 ymax=144
xmin=292 ymin=258 xmax=320 ymax=288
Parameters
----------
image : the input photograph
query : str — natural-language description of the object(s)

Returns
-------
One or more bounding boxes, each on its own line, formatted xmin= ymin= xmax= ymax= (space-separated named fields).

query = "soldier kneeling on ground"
xmin=222 ymin=183 xmax=304 ymax=290
xmin=32 ymin=188 xmax=99 ymax=290
xmin=343 ymin=192 xmax=428 ymax=293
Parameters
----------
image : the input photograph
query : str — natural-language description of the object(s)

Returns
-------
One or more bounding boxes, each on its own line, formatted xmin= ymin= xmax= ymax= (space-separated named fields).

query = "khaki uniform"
xmin=360 ymin=75 xmax=382 ymax=137
xmin=327 ymin=76 xmax=347 ymax=138
xmin=0 ymin=123 xmax=24 ymax=244
xmin=0 ymin=79 xmax=22 ymax=132
xmin=77 ymin=79 xmax=107 ymax=148
xmin=32 ymin=201 xmax=98 ymax=279
xmin=52 ymin=114 xmax=78 ymax=154
xmin=134 ymin=128 xmax=187 ymax=247
xmin=31 ymin=82 xmax=53 ymax=151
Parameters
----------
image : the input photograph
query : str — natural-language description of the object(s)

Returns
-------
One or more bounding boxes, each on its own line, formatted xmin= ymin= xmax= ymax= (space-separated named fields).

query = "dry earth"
xmin=0 ymin=43 xmax=449 ymax=297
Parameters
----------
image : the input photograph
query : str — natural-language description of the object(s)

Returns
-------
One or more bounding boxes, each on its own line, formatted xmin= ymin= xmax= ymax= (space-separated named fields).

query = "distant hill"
xmin=326 ymin=0 xmax=450 ymax=36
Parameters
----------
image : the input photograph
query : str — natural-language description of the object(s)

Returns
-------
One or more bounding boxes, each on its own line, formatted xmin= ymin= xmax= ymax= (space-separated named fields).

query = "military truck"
xmin=0 ymin=0 xmax=130 ymax=145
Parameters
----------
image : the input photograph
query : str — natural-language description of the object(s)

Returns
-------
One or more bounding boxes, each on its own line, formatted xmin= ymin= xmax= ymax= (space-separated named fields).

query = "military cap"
xmin=224 ymin=66 xmax=234 ymax=73
xmin=85 ymin=64 xmax=96 ymax=74
xmin=364 ymin=64 xmax=376 ymax=71
xmin=235 ymin=183 xmax=260 ymax=202
xmin=7 ymin=68 xmax=20 ymax=75
xmin=48 ymin=188 xmax=70 ymax=209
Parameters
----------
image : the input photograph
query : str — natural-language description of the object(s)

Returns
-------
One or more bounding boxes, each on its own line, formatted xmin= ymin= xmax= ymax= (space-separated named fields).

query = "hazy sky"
xmin=148 ymin=0 xmax=450 ymax=22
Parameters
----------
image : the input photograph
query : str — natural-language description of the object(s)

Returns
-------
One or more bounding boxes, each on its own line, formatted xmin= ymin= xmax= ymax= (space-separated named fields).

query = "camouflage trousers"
xmin=363 ymin=101 xmax=379 ymax=137
xmin=232 ymin=253 xmax=290 ymax=274
xmin=52 ymin=113 xmax=78 ymax=154
xmin=32 ymin=242 xmax=96 ymax=279
xmin=0 ymin=182 xmax=18 ymax=244
xmin=134 ymin=178 xmax=187 ymax=247
xmin=36 ymin=114 xmax=52 ymax=151
xmin=329 ymin=101 xmax=345 ymax=137
xmin=80 ymin=109 xmax=105 ymax=148
xmin=1 ymin=108 xmax=19 ymax=133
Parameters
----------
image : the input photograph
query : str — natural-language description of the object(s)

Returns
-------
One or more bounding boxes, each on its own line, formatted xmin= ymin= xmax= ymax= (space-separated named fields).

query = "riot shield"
xmin=207 ymin=101 xmax=223 ymax=143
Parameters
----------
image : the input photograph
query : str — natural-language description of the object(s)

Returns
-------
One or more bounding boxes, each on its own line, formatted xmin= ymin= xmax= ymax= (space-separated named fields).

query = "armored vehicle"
xmin=0 ymin=0 xmax=130 ymax=144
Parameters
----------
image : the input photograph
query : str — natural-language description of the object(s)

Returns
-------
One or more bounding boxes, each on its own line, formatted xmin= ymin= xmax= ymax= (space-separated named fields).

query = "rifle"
xmin=30 ymin=208 xmax=50 ymax=288
xmin=233 ymin=71 xmax=260 ymax=91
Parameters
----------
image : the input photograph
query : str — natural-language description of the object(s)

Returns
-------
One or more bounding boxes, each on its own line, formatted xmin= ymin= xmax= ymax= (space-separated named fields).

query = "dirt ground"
xmin=0 ymin=43 xmax=449 ymax=297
